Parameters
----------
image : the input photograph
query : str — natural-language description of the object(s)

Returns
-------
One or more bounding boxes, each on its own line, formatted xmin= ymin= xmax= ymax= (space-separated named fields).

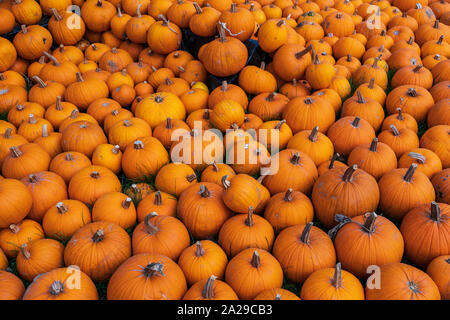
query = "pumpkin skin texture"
xmin=68 ymin=165 xmax=122 ymax=206
xmin=398 ymin=148 xmax=443 ymax=179
xmin=0 ymin=248 xmax=7 ymax=270
xmin=132 ymin=213 xmax=190 ymax=261
xmin=16 ymin=239 xmax=65 ymax=283
xmin=42 ymin=200 xmax=92 ymax=242
xmin=426 ymin=255 xmax=450 ymax=300
xmin=81 ymin=0 xmax=116 ymax=33
xmin=225 ymin=248 xmax=283 ymax=300
xmin=178 ymin=183 xmax=232 ymax=239
xmin=20 ymin=171 xmax=68 ymax=223
xmin=0 ymin=219 xmax=44 ymax=258
xmin=183 ymin=275 xmax=238 ymax=300
xmin=420 ymin=125 xmax=450 ymax=169
xmin=400 ymin=202 xmax=450 ymax=268
xmin=107 ymin=253 xmax=188 ymax=300
xmin=137 ymin=191 xmax=177 ymax=222
xmin=432 ymin=169 xmax=450 ymax=204
xmin=0 ymin=37 xmax=17 ymax=72
xmin=0 ymin=178 xmax=33 ymax=229
xmin=13 ymin=25 xmax=53 ymax=61
xmin=64 ymin=221 xmax=132 ymax=282
xmin=22 ymin=267 xmax=99 ymax=300
xmin=178 ymin=241 xmax=228 ymax=286
xmin=378 ymin=164 xmax=436 ymax=221
xmin=333 ymin=212 xmax=404 ymax=279
xmin=264 ymin=189 xmax=314 ymax=233
xmin=272 ymin=223 xmax=336 ymax=283
xmin=49 ymin=152 xmax=92 ymax=184
xmin=300 ymin=263 xmax=365 ymax=300
xmin=254 ymin=288 xmax=301 ymax=300
xmin=365 ymin=262 xmax=441 ymax=300
xmin=65 ymin=73 xmax=110 ymax=111
xmin=61 ymin=121 xmax=108 ymax=158
xmin=0 ymin=271 xmax=25 ymax=300
xmin=218 ymin=206 xmax=274 ymax=257
xmin=312 ymin=165 xmax=380 ymax=229
xmin=2 ymin=143 xmax=51 ymax=180
xmin=92 ymin=192 xmax=136 ymax=230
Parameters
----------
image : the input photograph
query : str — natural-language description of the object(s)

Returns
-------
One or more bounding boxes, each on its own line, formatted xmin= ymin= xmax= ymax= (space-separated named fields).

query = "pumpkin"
xmin=11 ymin=0 xmax=42 ymax=25
xmin=147 ymin=15 xmax=182 ymax=54
xmin=91 ymin=144 xmax=122 ymax=174
xmin=0 ymin=178 xmax=33 ymax=229
xmin=210 ymin=99 xmax=245 ymax=131
xmin=0 ymin=129 xmax=28 ymax=166
xmin=49 ymin=152 xmax=91 ymax=184
xmin=183 ymin=275 xmax=239 ymax=300
xmin=60 ymin=121 xmax=107 ymax=158
xmin=17 ymin=115 xmax=53 ymax=142
xmin=132 ymin=213 xmax=190 ymax=261
xmin=81 ymin=0 xmax=116 ymax=33
xmin=42 ymin=200 xmax=91 ymax=242
xmin=68 ymin=165 xmax=122 ymax=206
xmin=272 ymin=222 xmax=336 ymax=283
xmin=225 ymin=248 xmax=283 ymax=300
xmin=365 ymin=262 xmax=440 ymax=300
xmin=254 ymin=288 xmax=301 ymax=300
xmin=432 ymin=169 xmax=450 ymax=204
xmin=0 ymin=271 xmax=25 ymax=300
xmin=247 ymin=92 xmax=288 ymax=121
xmin=400 ymin=202 xmax=450 ymax=268
xmin=341 ymin=91 xmax=384 ymax=132
xmin=0 ymin=219 xmax=44 ymax=258
xmin=347 ymin=138 xmax=398 ymax=181
xmin=122 ymin=0 xmax=150 ymax=16
xmin=305 ymin=54 xmax=336 ymax=90
xmin=136 ymin=190 xmax=177 ymax=222
xmin=398 ymin=149 xmax=443 ymax=179
xmin=426 ymin=255 xmax=450 ymax=300
xmin=0 ymin=85 xmax=28 ymax=114
xmin=13 ymin=25 xmax=52 ymax=60
xmin=238 ymin=62 xmax=277 ymax=95
xmin=353 ymin=57 xmax=388 ymax=90
xmin=49 ymin=9 xmax=86 ymax=46
xmin=0 ymin=71 xmax=26 ymax=89
xmin=208 ymin=81 xmax=248 ymax=110
xmin=108 ymin=118 xmax=152 ymax=151
xmin=189 ymin=3 xmax=221 ymax=37
xmin=155 ymin=163 xmax=197 ymax=197
xmin=377 ymin=125 xmax=420 ymax=158
xmin=22 ymin=267 xmax=99 ymax=300
xmin=92 ymin=192 xmax=136 ymax=229
xmin=2 ymin=143 xmax=50 ymax=180
xmin=300 ymin=263 xmax=365 ymax=300
xmin=381 ymin=108 xmax=418 ymax=133
xmin=125 ymin=5 xmax=155 ymax=44
xmin=39 ymin=52 xmax=80 ymax=87
xmin=0 ymin=248 xmax=8 ymax=270
xmin=420 ymin=125 xmax=450 ymax=168
xmin=65 ymin=73 xmax=109 ymax=111
xmin=107 ymin=253 xmax=187 ymax=300
xmin=121 ymin=137 xmax=169 ymax=181
xmin=312 ymin=88 xmax=342 ymax=113
xmin=264 ymin=188 xmax=314 ymax=233
xmin=178 ymin=241 xmax=228 ymax=286
xmin=16 ymin=239 xmax=64 ymax=282
xmin=430 ymin=82 xmax=450 ymax=103
xmin=0 ymin=8 xmax=15 ymax=35
xmin=379 ymin=164 xmax=436 ymax=220
xmin=152 ymin=117 xmax=190 ymax=149
xmin=0 ymin=37 xmax=17 ymax=72
xmin=201 ymin=163 xmax=236 ymax=186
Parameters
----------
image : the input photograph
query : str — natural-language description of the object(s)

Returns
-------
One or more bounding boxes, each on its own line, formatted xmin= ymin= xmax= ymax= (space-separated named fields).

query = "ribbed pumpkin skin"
xmin=0 ymin=178 xmax=32 ymax=228
xmin=183 ymin=278 xmax=239 ymax=300
xmin=0 ymin=270 xmax=25 ymax=300
xmin=64 ymin=221 xmax=132 ymax=282
xmin=0 ymin=219 xmax=44 ymax=258
xmin=23 ymin=267 xmax=99 ymax=300
xmin=254 ymin=288 xmax=301 ymax=300
xmin=107 ymin=253 xmax=188 ymax=300
xmin=365 ymin=263 xmax=441 ymax=300
xmin=426 ymin=255 xmax=450 ymax=300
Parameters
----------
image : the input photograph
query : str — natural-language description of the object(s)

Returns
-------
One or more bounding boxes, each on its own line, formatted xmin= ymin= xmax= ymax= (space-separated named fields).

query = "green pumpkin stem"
xmin=300 ymin=222 xmax=313 ymax=244
xmin=202 ymin=275 xmax=217 ymax=299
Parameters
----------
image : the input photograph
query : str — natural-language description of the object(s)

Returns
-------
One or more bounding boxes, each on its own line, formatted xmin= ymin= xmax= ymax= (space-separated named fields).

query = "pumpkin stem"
xmin=69 ymin=109 xmax=79 ymax=119
xmin=16 ymin=104 xmax=24 ymax=111
xmin=275 ymin=294 xmax=282 ymax=300
xmin=251 ymin=250 xmax=261 ymax=268
xmin=43 ymin=51 xmax=60 ymax=66
xmin=308 ymin=126 xmax=319 ymax=142
xmin=407 ymin=281 xmax=421 ymax=294
xmin=437 ymin=35 xmax=444 ymax=45
xmin=245 ymin=206 xmax=254 ymax=227
xmin=221 ymin=81 xmax=228 ymax=91
xmin=369 ymin=138 xmax=378 ymax=152
xmin=134 ymin=140 xmax=144 ymax=149
xmin=186 ymin=174 xmax=197 ymax=183
xmin=403 ymin=163 xmax=417 ymax=182
xmin=123 ymin=119 xmax=132 ymax=127
xmin=407 ymin=88 xmax=418 ymax=97
xmin=362 ymin=212 xmax=377 ymax=233
xmin=230 ymin=2 xmax=237 ymax=12
xmin=90 ymin=171 xmax=100 ymax=179
xmin=266 ymin=92 xmax=276 ymax=101
xmin=20 ymin=24 xmax=27 ymax=34
xmin=274 ymin=120 xmax=286 ymax=130
xmin=65 ymin=153 xmax=74 ymax=161
xmin=211 ymin=162 xmax=219 ymax=172
xmin=328 ymin=153 xmax=340 ymax=169
xmin=178 ymin=66 xmax=185 ymax=73
xmin=368 ymin=78 xmax=375 ymax=89
xmin=356 ymin=91 xmax=365 ymax=104
xmin=408 ymin=152 xmax=426 ymax=164
xmin=433 ymin=20 xmax=439 ymax=29
xmin=0 ymin=73 xmax=4 ymax=81
xmin=20 ymin=244 xmax=31 ymax=259
xmin=199 ymin=185 xmax=211 ymax=198
xmin=351 ymin=116 xmax=360 ymax=128
xmin=28 ymin=173 xmax=39 ymax=183
xmin=430 ymin=202 xmax=441 ymax=222
xmin=165 ymin=77 xmax=173 ymax=85
xmin=3 ymin=128 xmax=12 ymax=138
xmin=9 ymin=224 xmax=20 ymax=234
xmin=372 ymin=56 xmax=379 ymax=68
xmin=343 ymin=165 xmax=357 ymax=182
xmin=28 ymin=114 xmax=38 ymax=124
xmin=276 ymin=19 xmax=285 ymax=27
xmin=396 ymin=108 xmax=404 ymax=120
xmin=260 ymin=61 xmax=266 ymax=70
xmin=154 ymin=94 xmax=164 ymax=103
xmin=32 ymin=76 xmax=46 ymax=88
xmin=290 ymin=152 xmax=301 ymax=165
xmin=9 ymin=146 xmax=22 ymax=158
xmin=122 ymin=197 xmax=132 ymax=209
xmin=42 ymin=124 xmax=49 ymax=138
xmin=284 ymin=188 xmax=293 ymax=201
xmin=195 ymin=241 xmax=205 ymax=257
xmin=221 ymin=175 xmax=231 ymax=189
xmin=193 ymin=2 xmax=202 ymax=14
xmin=92 ymin=229 xmax=104 ymax=243
xmin=144 ymin=213 xmax=159 ymax=235
xmin=202 ymin=275 xmax=217 ymax=299
xmin=390 ymin=124 xmax=400 ymax=136
xmin=112 ymin=145 xmax=120 ymax=154
xmin=96 ymin=0 xmax=103 ymax=7
xmin=76 ymin=72 xmax=84 ymax=82
xmin=49 ymin=281 xmax=64 ymax=296
xmin=413 ymin=64 xmax=423 ymax=73
xmin=331 ymin=262 xmax=343 ymax=289
xmin=300 ymin=222 xmax=313 ymax=244
xmin=143 ymin=262 xmax=165 ymax=277
xmin=154 ymin=191 xmax=162 ymax=205
xmin=136 ymin=3 xmax=142 ymax=17
xmin=218 ymin=22 xmax=227 ymax=42
xmin=295 ymin=45 xmax=313 ymax=59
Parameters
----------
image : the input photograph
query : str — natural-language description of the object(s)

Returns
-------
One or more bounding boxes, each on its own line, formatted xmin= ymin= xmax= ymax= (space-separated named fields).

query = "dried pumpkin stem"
xmin=362 ymin=212 xmax=377 ymax=233
xmin=407 ymin=88 xmax=418 ymax=97
xmin=144 ymin=213 xmax=159 ymax=235
xmin=55 ymin=203 xmax=67 ymax=216
xmin=153 ymin=191 xmax=162 ymax=205
xmin=290 ymin=152 xmax=301 ymax=165
xmin=369 ymin=138 xmax=378 ymax=152
xmin=331 ymin=263 xmax=343 ymax=288
xmin=10 ymin=146 xmax=22 ymax=158
xmin=300 ymin=222 xmax=313 ymax=244
xmin=396 ymin=108 xmax=404 ymax=120
xmin=43 ymin=51 xmax=60 ymax=66
xmin=9 ymin=224 xmax=20 ymax=234
xmin=368 ymin=78 xmax=375 ymax=89
xmin=343 ymin=165 xmax=357 ymax=182
xmin=42 ymin=124 xmax=48 ymax=137
xmin=408 ymin=152 xmax=426 ymax=164
xmin=65 ymin=153 xmax=74 ymax=161
xmin=50 ymin=281 xmax=64 ymax=296
xmin=274 ymin=120 xmax=286 ymax=130
xmin=143 ymin=262 xmax=164 ymax=277
xmin=3 ymin=128 xmax=12 ymax=138
xmin=193 ymin=2 xmax=202 ymax=14
xmin=221 ymin=81 xmax=228 ymax=91
xmin=430 ymin=202 xmax=440 ymax=221
xmin=20 ymin=244 xmax=31 ymax=259
xmin=199 ymin=185 xmax=211 ymax=198
xmin=308 ymin=126 xmax=319 ymax=142
xmin=245 ymin=206 xmax=255 ymax=227
xmin=437 ymin=35 xmax=444 ymax=45
xmin=134 ymin=140 xmax=144 ymax=149
xmin=284 ymin=188 xmax=293 ymax=201
xmin=202 ymin=275 xmax=216 ymax=299
xmin=76 ymin=72 xmax=84 ymax=82
xmin=92 ymin=229 xmax=104 ymax=243
xmin=112 ymin=145 xmax=120 ymax=154
xmin=356 ymin=91 xmax=365 ymax=104
xmin=251 ymin=250 xmax=260 ymax=268
xmin=90 ymin=171 xmax=100 ymax=179
xmin=295 ymin=45 xmax=312 ymax=59
xmin=32 ymin=76 xmax=46 ymax=88
xmin=195 ymin=241 xmax=205 ymax=257
xmin=20 ymin=25 xmax=27 ymax=34
xmin=351 ymin=117 xmax=360 ymax=128
xmin=328 ymin=153 xmax=340 ymax=169
xmin=186 ymin=174 xmax=197 ymax=183
xmin=221 ymin=175 xmax=231 ymax=189
xmin=403 ymin=163 xmax=417 ymax=182
xmin=390 ymin=124 xmax=400 ymax=136
xmin=122 ymin=197 xmax=132 ymax=209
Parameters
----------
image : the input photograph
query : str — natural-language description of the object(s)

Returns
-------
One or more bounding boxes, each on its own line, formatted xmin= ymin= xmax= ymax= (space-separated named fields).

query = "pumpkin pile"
xmin=0 ymin=0 xmax=449 ymax=301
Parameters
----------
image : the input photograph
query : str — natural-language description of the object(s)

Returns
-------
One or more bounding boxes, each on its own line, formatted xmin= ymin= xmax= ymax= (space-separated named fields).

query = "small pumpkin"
xmin=0 ymin=219 xmax=44 ymax=258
